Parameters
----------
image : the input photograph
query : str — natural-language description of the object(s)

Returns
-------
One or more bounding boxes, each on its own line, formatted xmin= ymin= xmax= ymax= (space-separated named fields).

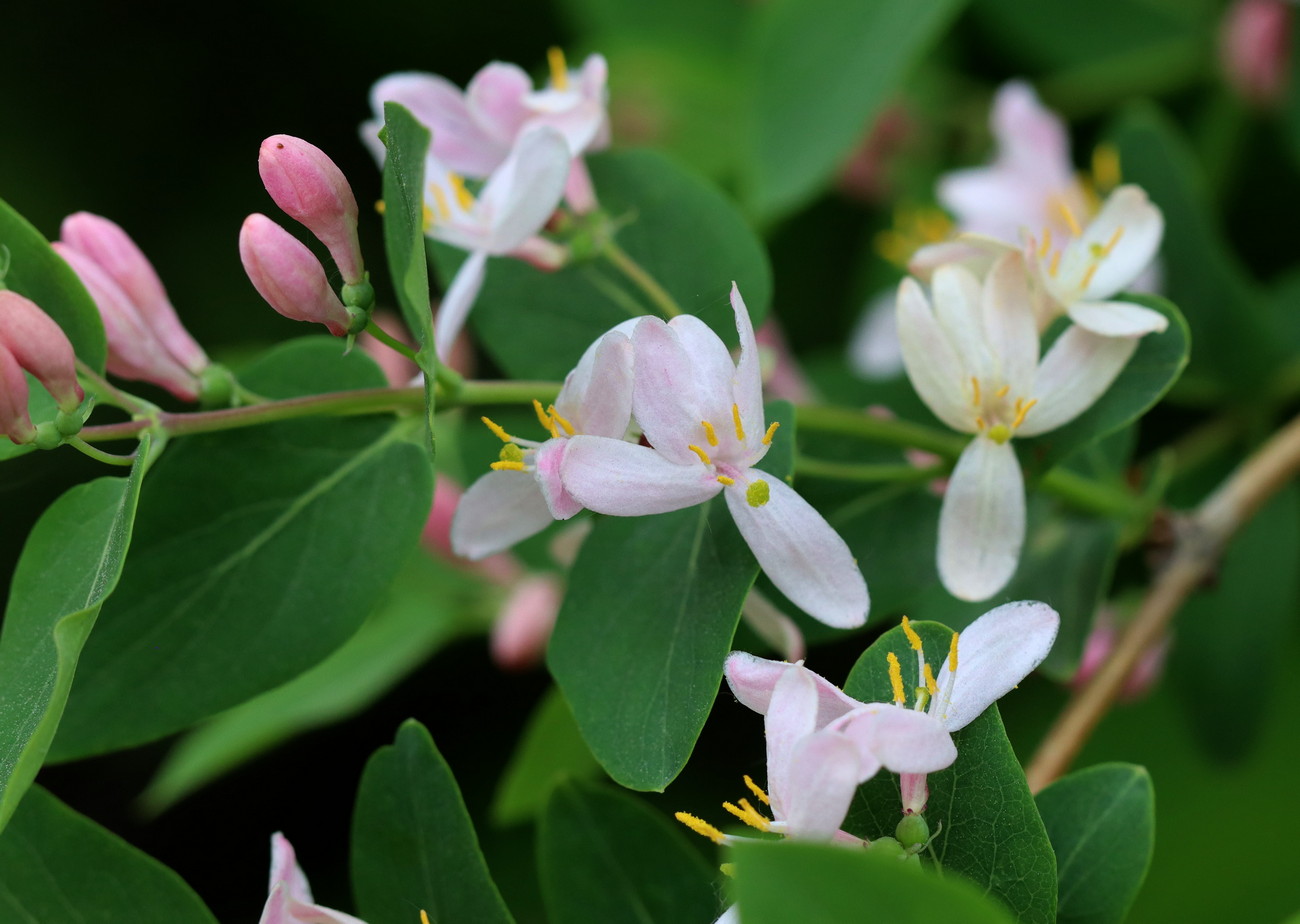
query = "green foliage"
xmin=351 ymin=720 xmax=515 ymax=924
xmin=537 ymin=780 xmax=718 ymax=924
xmin=1036 ymin=763 xmax=1155 ymax=924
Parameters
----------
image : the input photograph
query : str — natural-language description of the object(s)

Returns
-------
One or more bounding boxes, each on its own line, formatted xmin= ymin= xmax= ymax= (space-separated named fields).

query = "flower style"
xmin=888 ymin=604 xmax=1058 ymax=813
xmin=450 ymin=322 xmax=635 ymax=559
xmin=561 ymin=284 xmax=870 ymax=629
xmin=896 ymin=252 xmax=1140 ymax=601
xmin=258 ymin=832 xmax=368 ymax=924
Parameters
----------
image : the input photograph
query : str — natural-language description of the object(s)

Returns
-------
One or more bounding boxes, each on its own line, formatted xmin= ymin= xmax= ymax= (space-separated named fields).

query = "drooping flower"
xmin=0 ymin=290 xmax=83 ymax=444
xmin=258 ymin=832 xmax=368 ymax=924
xmin=896 ymin=252 xmax=1140 ymax=601
xmin=561 ymin=284 xmax=869 ymax=629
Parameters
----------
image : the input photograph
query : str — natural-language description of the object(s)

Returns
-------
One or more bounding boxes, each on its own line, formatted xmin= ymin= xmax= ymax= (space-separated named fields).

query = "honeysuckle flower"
xmin=451 ymin=322 xmax=635 ymax=559
xmin=0 ymin=290 xmax=83 ymax=426
xmin=421 ymin=126 xmax=571 ymax=360
xmin=240 ymin=214 xmax=360 ymax=336
xmin=897 ymin=253 xmax=1140 ymax=601
xmin=54 ymin=212 xmax=209 ymax=400
xmin=562 ymin=284 xmax=869 ymax=629
xmin=259 ymin=832 xmax=368 ymax=924
xmin=888 ymin=604 xmax=1058 ymax=813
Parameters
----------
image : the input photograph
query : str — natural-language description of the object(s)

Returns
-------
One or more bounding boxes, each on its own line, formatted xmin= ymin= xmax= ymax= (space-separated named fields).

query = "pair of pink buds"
xmin=0 ymin=291 xmax=83 ymax=445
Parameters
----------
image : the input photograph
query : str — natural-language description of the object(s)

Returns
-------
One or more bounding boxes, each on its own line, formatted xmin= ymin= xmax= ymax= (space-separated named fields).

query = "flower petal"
xmin=560 ymin=435 xmax=721 ymax=515
xmin=848 ymin=289 xmax=904 ymax=380
xmin=1019 ymin=324 xmax=1138 ymax=435
xmin=450 ymin=469 xmax=556 ymax=560
xmin=555 ymin=328 xmax=635 ymax=439
xmin=367 ymin=72 xmax=506 ymax=176
xmin=829 ymin=705 xmax=957 ymax=775
xmin=1067 ymin=299 xmax=1168 ymax=338
xmin=477 ymin=127 xmax=570 ymax=253
xmin=741 ymin=588 xmax=806 ymax=663
xmin=780 ymin=730 xmax=864 ymax=839
xmin=533 ymin=438 xmax=585 ymax=519
xmin=931 ymin=264 xmax=991 ymax=380
xmin=764 ymin=665 xmax=821 ymax=819
xmin=632 ymin=317 xmax=727 ymax=465
xmin=435 ymin=250 xmax=488 ymax=362
xmin=465 ymin=62 xmax=533 ymax=145
xmin=1079 ymin=185 xmax=1164 ymax=300
xmin=937 ymin=438 xmax=1025 ymax=602
xmin=730 ymin=283 xmax=766 ymax=452
xmin=724 ymin=475 xmax=869 ymax=629
xmin=895 ymin=277 xmax=974 ymax=432
xmin=980 ymin=251 xmax=1040 ymax=393
xmin=723 ymin=652 xmax=862 ymax=726
xmin=908 ymin=236 xmax=1008 ymax=281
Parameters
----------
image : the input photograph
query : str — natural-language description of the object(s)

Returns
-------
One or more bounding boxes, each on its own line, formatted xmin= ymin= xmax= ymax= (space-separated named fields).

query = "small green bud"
xmin=896 ymin=812 xmax=930 ymax=850
xmin=344 ymin=303 xmax=371 ymax=337
xmin=33 ymin=421 xmax=63 ymax=450
xmin=197 ymin=364 xmax=236 ymax=409
xmin=54 ymin=409 xmax=83 ymax=437
xmin=341 ymin=279 xmax=375 ymax=313
xmin=868 ymin=836 xmax=907 ymax=860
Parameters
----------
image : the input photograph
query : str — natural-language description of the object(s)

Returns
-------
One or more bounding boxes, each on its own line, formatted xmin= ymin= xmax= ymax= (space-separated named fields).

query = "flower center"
xmin=888 ymin=616 xmax=959 ymax=722
xmin=689 ymin=405 xmax=781 ymax=489
xmin=480 ymin=399 xmax=575 ymax=472
xmin=968 ymin=376 xmax=1036 ymax=444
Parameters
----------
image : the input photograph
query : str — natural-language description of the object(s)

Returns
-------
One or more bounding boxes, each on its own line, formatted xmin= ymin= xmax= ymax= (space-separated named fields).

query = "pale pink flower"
xmin=258 ymin=833 xmax=367 ymax=924
xmin=1220 ymin=0 xmax=1293 ymax=107
xmin=0 ymin=291 xmax=83 ymax=420
xmin=490 ymin=573 xmax=563 ymax=671
xmin=240 ymin=214 xmax=359 ymax=335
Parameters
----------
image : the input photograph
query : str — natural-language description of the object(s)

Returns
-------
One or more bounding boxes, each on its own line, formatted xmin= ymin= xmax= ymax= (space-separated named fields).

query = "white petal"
xmin=932 ymin=264 xmax=992 ymax=380
xmin=477 ymin=127 xmax=570 ymax=252
xmin=730 ymin=283 xmax=767 ymax=454
xmin=895 ymin=278 xmax=974 ymax=432
xmin=937 ymin=438 xmax=1025 ymax=602
xmin=555 ymin=329 xmax=634 ymax=439
xmin=940 ymin=600 xmax=1059 ymax=731
xmin=532 ymin=438 xmax=585 ymax=519
xmin=724 ymin=475 xmax=869 ymax=629
xmin=781 ymin=731 xmax=863 ymax=838
xmin=908 ymin=236 xmax=1008 ymax=281
xmin=666 ymin=313 xmax=741 ymax=443
xmin=764 ymin=666 xmax=821 ymax=820
xmin=1019 ymin=325 xmax=1138 ymax=435
xmin=560 ymin=435 xmax=720 ymax=516
xmin=741 ymin=588 xmax=806 ymax=662
xmin=723 ymin=652 xmax=862 ymax=726
xmin=633 ymin=317 xmax=729 ymax=465
xmin=828 ymin=705 xmax=957 ymax=775
xmin=1067 ymin=299 xmax=1168 ymax=338
xmin=450 ymin=469 xmax=556 ymax=559
xmin=980 ymin=251 xmax=1040 ymax=393
xmin=1079 ymin=185 xmax=1164 ymax=299
xmin=435 ymin=250 xmax=488 ymax=361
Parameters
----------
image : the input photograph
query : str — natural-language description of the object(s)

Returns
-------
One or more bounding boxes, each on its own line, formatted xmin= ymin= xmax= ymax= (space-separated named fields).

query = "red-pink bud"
xmin=259 ymin=135 xmax=364 ymax=285
xmin=1220 ymin=0 xmax=1292 ymax=107
xmin=0 ymin=291 xmax=84 ymax=412
xmin=239 ymin=214 xmax=354 ymax=336
xmin=0 ymin=340 xmax=36 ymax=444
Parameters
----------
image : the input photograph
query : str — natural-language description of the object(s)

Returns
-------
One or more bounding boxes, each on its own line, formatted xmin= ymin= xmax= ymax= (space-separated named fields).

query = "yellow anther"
xmin=421 ymin=912 xmax=431 ymax=924
xmin=429 ymin=184 xmax=451 ymax=222
xmin=717 ymin=475 xmax=736 ymax=486
xmin=887 ymin=651 xmax=906 ymax=705
xmin=743 ymin=775 xmax=770 ymax=806
xmin=1102 ymin=225 xmax=1125 ymax=256
xmin=548 ymin=405 xmax=576 ymax=436
xmin=970 ymin=377 xmax=982 ymax=407
xmin=675 ymin=811 xmax=726 ymax=844
xmin=481 ymin=415 xmax=513 ymax=443
xmin=901 ymin=615 xmax=924 ymax=652
xmin=490 ymin=460 xmax=527 ymax=472
xmin=732 ymin=404 xmax=746 ymax=442
xmin=532 ymin=399 xmax=559 ymax=438
xmin=548 ymin=46 xmax=570 ymax=91
xmin=1092 ymin=144 xmax=1121 ymax=192
xmin=700 ymin=419 xmax=719 ymax=446
xmin=375 ymin=199 xmax=387 ymax=215
xmin=688 ymin=444 xmax=713 ymax=466
xmin=1012 ymin=398 xmax=1038 ymax=429
xmin=948 ymin=631 xmax=960 ymax=673
xmin=975 ymin=416 xmax=986 ymax=431
xmin=1079 ymin=263 xmax=1099 ymax=291
xmin=923 ymin=662 xmax=938 ymax=696
xmin=762 ymin=421 xmax=781 ymax=445
xmin=1056 ymin=199 xmax=1082 ymax=237
xmin=449 ymin=173 xmax=475 ymax=211
xmin=1048 ymin=250 xmax=1061 ymax=277
xmin=1037 ymin=227 xmax=1053 ymax=258
xmin=723 ymin=799 xmax=771 ymax=832
xmin=746 ymin=479 xmax=770 ymax=508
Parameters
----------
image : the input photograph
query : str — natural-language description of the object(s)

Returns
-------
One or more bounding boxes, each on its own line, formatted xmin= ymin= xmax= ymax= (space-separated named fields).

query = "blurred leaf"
xmin=439 ymin=149 xmax=772 ymax=381
xmin=742 ymin=0 xmax=967 ymax=222
xmin=50 ymin=338 xmax=431 ymax=760
xmin=0 ymin=786 xmax=217 ymax=922
xmin=548 ymin=404 xmax=793 ymax=791
xmin=140 ymin=552 xmax=482 ymax=814
xmin=730 ymin=840 xmax=1017 ymax=923
xmin=492 ymin=686 xmax=604 ymax=827
xmin=1171 ymin=484 xmax=1299 ymax=761
xmin=844 ymin=620 xmax=1057 ymax=923
xmin=0 ymin=433 xmax=149 ymax=834
xmin=351 ymin=720 xmax=515 ymax=924
xmin=1036 ymin=763 xmax=1155 ymax=924
xmin=0 ymin=196 xmax=106 ymax=369
xmin=538 ymin=780 xmax=718 ymax=924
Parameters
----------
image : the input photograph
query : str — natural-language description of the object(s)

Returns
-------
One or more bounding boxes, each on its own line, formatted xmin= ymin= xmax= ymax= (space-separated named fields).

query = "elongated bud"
xmin=0 ymin=340 xmax=36 ymax=444
xmin=239 ymin=214 xmax=357 ymax=336
xmin=0 ymin=291 xmax=83 ymax=412
xmin=259 ymin=135 xmax=364 ymax=284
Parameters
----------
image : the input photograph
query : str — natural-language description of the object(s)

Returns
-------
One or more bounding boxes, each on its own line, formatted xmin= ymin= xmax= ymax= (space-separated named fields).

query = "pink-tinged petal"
xmin=741 ymin=588 xmax=806 ymax=662
xmin=563 ymin=158 xmax=599 ymax=214
xmin=560 ymin=435 xmax=721 ymax=515
xmin=980 ymin=251 xmax=1039 ymax=393
xmin=764 ymin=665 xmax=821 ymax=819
xmin=632 ymin=317 xmax=725 ymax=466
xmin=555 ymin=328 xmax=634 ymax=438
xmin=0 ymin=291 xmax=84 ymax=412
xmin=781 ymin=731 xmax=864 ymax=839
xmin=992 ymin=81 xmax=1072 ymax=175
xmin=465 ymin=62 xmax=533 ymax=144
xmin=533 ymin=438 xmax=585 ymax=519
xmin=0 ymin=341 xmax=35 ymax=444
xmin=723 ymin=652 xmax=861 ymax=726
xmin=663 ymin=315 xmax=743 ymax=448
xmin=450 ymin=469 xmax=556 ymax=560
xmin=895 ymin=278 xmax=972 ymax=432
xmin=939 ymin=170 xmax=1050 ymax=242
xmin=490 ymin=573 xmax=562 ymax=671
xmin=1067 ymin=299 xmax=1168 ymax=338
xmin=435 ymin=250 xmax=489 ymax=362
xmin=908 ymin=237 xmax=1007 ymax=281
xmin=724 ymin=475 xmax=869 ymax=629
xmin=900 ymin=772 xmax=929 ymax=814
xmin=939 ymin=600 xmax=1059 ymax=731
xmin=829 ymin=705 xmax=957 ymax=774
xmin=730 ymin=283 xmax=767 ymax=454
xmin=931 ymin=264 xmax=992 ymax=380
xmin=477 ymin=127 xmax=570 ymax=253
xmin=937 ymin=438 xmax=1024 ymax=602
xmin=240 ymin=215 xmax=354 ymax=336
xmin=1019 ymin=325 xmax=1138 ymax=436
xmin=1079 ymin=186 xmax=1164 ymax=299
xmin=268 ymin=832 xmax=313 ymax=902
xmin=368 ymin=72 xmax=506 ymax=176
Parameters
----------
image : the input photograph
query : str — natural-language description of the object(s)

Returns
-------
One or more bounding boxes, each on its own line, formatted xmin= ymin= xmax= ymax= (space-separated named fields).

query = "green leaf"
xmin=0 ymin=786 xmax=217 ymax=922
xmin=49 ymin=338 xmax=432 ymax=760
xmin=538 ymin=779 xmax=718 ymax=924
xmin=351 ymin=720 xmax=515 ymax=924
xmin=381 ymin=102 xmax=437 ymax=456
xmin=0 ymin=432 xmax=150 ymax=834
xmin=843 ymin=620 xmax=1057 ymax=923
xmin=0 ymin=196 xmax=106 ymax=369
xmin=139 ymin=552 xmax=483 ymax=814
xmin=492 ymin=686 xmax=605 ymax=827
xmin=548 ymin=403 xmax=794 ymax=792
xmin=1035 ymin=763 xmax=1155 ymax=924
xmin=730 ymin=840 xmax=1018 ymax=923
xmin=441 ymin=149 xmax=771 ymax=381
xmin=742 ymin=0 xmax=967 ymax=221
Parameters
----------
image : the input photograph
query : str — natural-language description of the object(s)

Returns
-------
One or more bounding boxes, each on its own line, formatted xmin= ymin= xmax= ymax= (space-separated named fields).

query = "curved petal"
xmin=1067 ymin=299 xmax=1168 ymax=338
xmin=632 ymin=317 xmax=727 ymax=465
xmin=931 ymin=264 xmax=990 ymax=379
xmin=435 ymin=250 xmax=488 ymax=361
xmin=369 ymin=71 xmax=507 ymax=176
xmin=780 ymin=730 xmax=863 ymax=838
xmin=741 ymin=588 xmax=806 ymax=662
xmin=450 ymin=469 xmax=556 ymax=560
xmin=937 ymin=438 xmax=1024 ymax=602
xmin=908 ymin=236 xmax=1007 ymax=281
xmin=829 ymin=705 xmax=957 ymax=775
xmin=895 ymin=278 xmax=974 ymax=432
xmin=1079 ymin=185 xmax=1164 ymax=299
xmin=764 ymin=666 xmax=821 ymax=820
xmin=723 ymin=652 xmax=862 ymax=726
xmin=665 ymin=313 xmax=741 ymax=444
xmin=533 ymin=438 xmax=585 ymax=519
xmin=561 ymin=435 xmax=721 ymax=515
xmin=465 ymin=61 xmax=533 ymax=144
xmin=724 ymin=475 xmax=869 ymax=629
xmin=730 ymin=283 xmax=766 ymax=453
xmin=555 ymin=329 xmax=634 ymax=438
xmin=478 ymin=127 xmax=570 ymax=252
xmin=981 ymin=251 xmax=1040 ymax=393
xmin=1019 ymin=324 xmax=1138 ymax=435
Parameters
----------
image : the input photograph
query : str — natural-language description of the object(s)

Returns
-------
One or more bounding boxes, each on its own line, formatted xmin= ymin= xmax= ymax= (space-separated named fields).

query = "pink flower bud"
xmin=490 ymin=573 xmax=562 ymax=671
xmin=0 ymin=340 xmax=36 ymax=444
xmin=0 ymin=291 xmax=83 ymax=412
xmin=259 ymin=135 xmax=364 ymax=285
xmin=1220 ymin=0 xmax=1292 ymax=107
xmin=239 ymin=214 xmax=355 ymax=336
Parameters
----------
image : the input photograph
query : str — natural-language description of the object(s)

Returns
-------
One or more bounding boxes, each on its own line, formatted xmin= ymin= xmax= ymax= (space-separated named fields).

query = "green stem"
xmin=1037 ymin=468 xmax=1138 ymax=521
xmin=795 ymin=404 xmax=967 ymax=457
xmin=76 ymin=360 xmax=154 ymax=415
xmin=603 ymin=241 xmax=683 ymax=318
xmin=66 ymin=435 xmax=136 ymax=466
xmin=364 ymin=319 xmax=419 ymax=362
xmin=795 ymin=455 xmax=943 ymax=484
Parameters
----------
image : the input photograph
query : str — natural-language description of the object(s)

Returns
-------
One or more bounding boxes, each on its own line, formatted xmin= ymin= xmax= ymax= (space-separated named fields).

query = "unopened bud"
xmin=896 ymin=813 xmax=930 ymax=850
xmin=239 ymin=214 xmax=358 ymax=336
xmin=55 ymin=409 xmax=84 ymax=437
xmin=0 ymin=340 xmax=36 ymax=444
xmin=259 ymin=135 xmax=364 ymax=284
xmin=33 ymin=421 xmax=63 ymax=450
xmin=0 ymin=291 xmax=83 ymax=412
xmin=868 ymin=836 xmax=907 ymax=859
xmin=490 ymin=574 xmax=563 ymax=671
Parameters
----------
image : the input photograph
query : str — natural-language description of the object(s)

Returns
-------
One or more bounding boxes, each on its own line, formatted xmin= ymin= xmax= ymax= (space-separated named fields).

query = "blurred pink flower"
xmin=1220 ymin=0 xmax=1293 ymax=107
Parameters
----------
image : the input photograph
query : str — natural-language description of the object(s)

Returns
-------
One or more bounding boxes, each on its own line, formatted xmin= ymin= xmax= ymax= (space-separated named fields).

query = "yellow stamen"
xmin=548 ymin=47 xmax=570 ymax=91
xmin=700 ymin=419 xmax=719 ymax=447
xmin=716 ymin=475 xmax=736 ymax=486
xmin=688 ymin=444 xmax=713 ymax=466
xmin=923 ymin=663 xmax=938 ymax=696
xmin=481 ymin=415 xmax=513 ymax=443
xmin=490 ymin=460 xmax=527 ymax=472
xmin=532 ymin=399 xmax=559 ymax=438
xmin=449 ymin=172 xmax=475 ymax=211
xmin=1037 ymin=227 xmax=1052 ymax=258
xmin=887 ymin=651 xmax=906 ymax=705
xmin=421 ymin=912 xmax=431 ymax=924
xmin=948 ymin=631 xmax=960 ymax=673
xmin=1056 ymin=199 xmax=1082 ymax=237
xmin=732 ymin=404 xmax=746 ymax=442
xmin=1012 ymin=398 xmax=1038 ymax=429
xmin=970 ymin=377 xmax=981 ymax=407
xmin=975 ymin=416 xmax=986 ymax=431
xmin=743 ymin=775 xmax=770 ymax=806
xmin=1103 ymin=226 xmax=1125 ymax=256
xmin=762 ymin=421 xmax=781 ymax=445
xmin=901 ymin=615 xmax=923 ymax=652
xmin=994 ymin=384 xmax=1010 ymax=398
xmin=723 ymin=799 xmax=771 ymax=832
xmin=429 ymin=183 xmax=451 ymax=222
xmin=1079 ymin=263 xmax=1099 ymax=291
xmin=1092 ymin=144 xmax=1121 ymax=191
xmin=548 ymin=405 xmax=576 ymax=436
xmin=421 ymin=203 xmax=433 ymax=233
xmin=675 ymin=811 xmax=726 ymax=844
xmin=375 ymin=199 xmax=387 ymax=215
xmin=1048 ymin=250 xmax=1061 ymax=277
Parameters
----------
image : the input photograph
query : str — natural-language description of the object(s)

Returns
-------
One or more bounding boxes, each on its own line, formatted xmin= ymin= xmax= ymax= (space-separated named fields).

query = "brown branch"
xmin=1025 ymin=410 xmax=1300 ymax=793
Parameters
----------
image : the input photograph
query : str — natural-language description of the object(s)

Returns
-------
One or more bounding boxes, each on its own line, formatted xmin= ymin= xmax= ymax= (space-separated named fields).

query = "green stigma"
xmin=499 ymin=443 xmax=524 ymax=463
xmin=746 ymin=479 xmax=771 ymax=508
